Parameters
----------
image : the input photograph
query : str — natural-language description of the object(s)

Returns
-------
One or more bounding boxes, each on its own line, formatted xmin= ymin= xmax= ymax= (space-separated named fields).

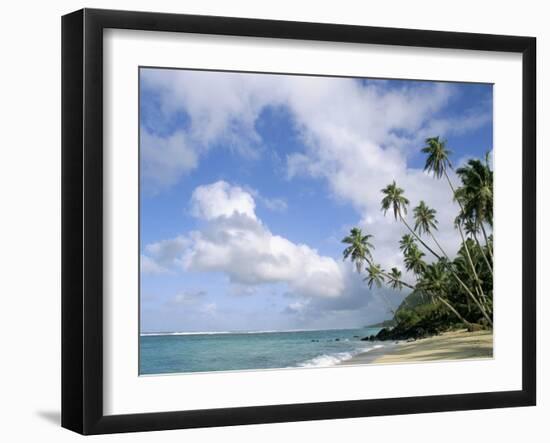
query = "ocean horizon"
xmin=139 ymin=327 xmax=384 ymax=375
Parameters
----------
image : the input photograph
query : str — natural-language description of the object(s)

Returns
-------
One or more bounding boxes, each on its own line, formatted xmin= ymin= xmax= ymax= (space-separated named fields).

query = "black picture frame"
xmin=61 ymin=8 xmax=536 ymax=435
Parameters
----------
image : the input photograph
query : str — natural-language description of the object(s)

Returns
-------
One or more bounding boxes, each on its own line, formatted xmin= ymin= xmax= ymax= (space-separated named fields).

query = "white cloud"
xmin=142 ymin=69 xmax=284 ymax=146
xmin=191 ymin=181 xmax=257 ymax=221
xmin=145 ymin=181 xmax=345 ymax=298
xmin=141 ymin=74 xmax=489 ymax=214
xmin=141 ymin=70 xmax=492 ymax=323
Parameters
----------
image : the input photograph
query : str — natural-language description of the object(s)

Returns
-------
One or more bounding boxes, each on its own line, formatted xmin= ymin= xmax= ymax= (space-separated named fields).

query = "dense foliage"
xmin=342 ymin=137 xmax=493 ymax=340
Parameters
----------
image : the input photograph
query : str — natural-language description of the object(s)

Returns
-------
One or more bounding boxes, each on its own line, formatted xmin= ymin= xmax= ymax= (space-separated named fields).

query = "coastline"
xmin=339 ymin=329 xmax=493 ymax=366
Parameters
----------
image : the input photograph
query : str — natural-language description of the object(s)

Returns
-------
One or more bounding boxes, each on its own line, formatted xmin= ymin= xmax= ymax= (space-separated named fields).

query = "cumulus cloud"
xmin=190 ymin=181 xmax=257 ymax=221
xmin=144 ymin=181 xmax=345 ymax=299
xmin=140 ymin=70 xmax=491 ymax=325
xmin=141 ymin=70 xmax=486 ymax=195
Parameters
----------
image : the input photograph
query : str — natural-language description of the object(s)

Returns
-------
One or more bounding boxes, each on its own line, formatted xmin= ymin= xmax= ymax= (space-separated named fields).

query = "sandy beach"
xmin=340 ymin=329 xmax=493 ymax=366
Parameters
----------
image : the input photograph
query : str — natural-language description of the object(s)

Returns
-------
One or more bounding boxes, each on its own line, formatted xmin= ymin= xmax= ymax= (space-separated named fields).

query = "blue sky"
xmin=139 ymin=68 xmax=492 ymax=333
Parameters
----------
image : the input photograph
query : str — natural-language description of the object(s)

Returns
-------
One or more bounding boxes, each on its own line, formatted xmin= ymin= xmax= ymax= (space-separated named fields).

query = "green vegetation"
xmin=342 ymin=137 xmax=493 ymax=340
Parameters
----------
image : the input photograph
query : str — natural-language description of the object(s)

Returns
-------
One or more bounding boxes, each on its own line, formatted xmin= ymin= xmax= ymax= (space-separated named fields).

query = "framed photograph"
xmin=61 ymin=8 xmax=536 ymax=435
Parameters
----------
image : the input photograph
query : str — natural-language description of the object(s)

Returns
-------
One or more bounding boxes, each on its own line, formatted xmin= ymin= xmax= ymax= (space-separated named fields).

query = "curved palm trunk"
xmin=435 ymin=295 xmax=472 ymax=326
xmin=450 ymin=273 xmax=493 ymax=326
xmin=429 ymin=232 xmax=449 ymax=260
xmin=426 ymin=230 xmax=491 ymax=324
xmin=398 ymin=213 xmax=441 ymax=259
xmin=364 ymin=256 xmax=411 ymax=291
xmin=377 ymin=266 xmax=471 ymax=326
xmin=363 ymin=256 xmax=408 ymax=315
xmin=443 ymin=171 xmax=490 ymax=303
xmin=434 ymin=223 xmax=492 ymax=315
xmin=397 ymin=211 xmax=492 ymax=326
xmin=456 ymin=220 xmax=488 ymax=300
xmin=480 ymin=223 xmax=494 ymax=261
xmin=473 ymin=231 xmax=494 ymax=276
xmin=428 ymin=230 xmax=478 ymax=313
xmin=377 ymin=268 xmax=417 ymax=311
xmin=380 ymin=273 xmax=414 ymax=290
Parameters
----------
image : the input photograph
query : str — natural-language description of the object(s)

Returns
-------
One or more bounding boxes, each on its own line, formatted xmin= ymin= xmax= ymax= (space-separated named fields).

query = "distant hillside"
xmin=396 ymin=290 xmax=431 ymax=312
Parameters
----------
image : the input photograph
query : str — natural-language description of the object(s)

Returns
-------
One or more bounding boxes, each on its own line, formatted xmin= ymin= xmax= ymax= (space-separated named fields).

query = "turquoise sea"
xmin=139 ymin=327 xmax=383 ymax=375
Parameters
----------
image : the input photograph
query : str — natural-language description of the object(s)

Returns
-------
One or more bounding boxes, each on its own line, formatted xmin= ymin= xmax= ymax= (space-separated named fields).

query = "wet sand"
xmin=339 ymin=329 xmax=493 ymax=366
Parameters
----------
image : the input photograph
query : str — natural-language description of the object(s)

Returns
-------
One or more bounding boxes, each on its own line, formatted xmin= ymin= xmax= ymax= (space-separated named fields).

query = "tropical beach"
xmin=340 ymin=330 xmax=493 ymax=366
xmin=139 ymin=69 xmax=494 ymax=375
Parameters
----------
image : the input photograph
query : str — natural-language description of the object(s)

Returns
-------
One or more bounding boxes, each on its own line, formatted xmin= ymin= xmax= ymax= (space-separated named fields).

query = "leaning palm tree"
xmin=421 ymin=137 xmax=489 ymax=302
xmin=381 ymin=181 xmax=492 ymax=326
xmin=364 ymin=263 xmax=385 ymax=289
xmin=363 ymin=263 xmax=412 ymax=315
xmin=421 ymin=136 xmax=453 ymax=179
xmin=455 ymin=239 xmax=492 ymax=314
xmin=399 ymin=234 xmax=416 ymax=256
xmin=413 ymin=201 xmax=438 ymax=234
xmin=387 ymin=267 xmax=404 ymax=290
xmin=456 ymin=156 xmax=494 ymax=268
xmin=381 ymin=180 xmax=410 ymax=219
xmin=462 ymin=217 xmax=480 ymax=238
xmin=402 ymin=243 xmax=428 ymax=301
xmin=417 ymin=260 xmax=472 ymax=326
xmin=413 ymin=201 xmax=448 ymax=258
xmin=456 ymin=157 xmax=493 ymax=228
xmin=384 ymin=266 xmax=417 ymax=309
xmin=403 ymin=243 xmax=427 ymax=275
xmin=456 ymin=212 xmax=493 ymax=276
xmin=342 ymin=228 xmax=415 ymax=289
xmin=381 ymin=181 xmax=441 ymax=259
xmin=342 ymin=227 xmax=375 ymax=273
xmin=342 ymin=228 xmax=416 ymax=315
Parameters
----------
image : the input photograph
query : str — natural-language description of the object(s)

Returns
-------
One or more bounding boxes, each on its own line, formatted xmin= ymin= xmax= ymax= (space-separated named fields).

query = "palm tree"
xmin=342 ymin=229 xmax=407 ymax=316
xmin=455 ymin=239 xmax=492 ymax=314
xmin=456 ymin=156 xmax=494 ymax=268
xmin=342 ymin=227 xmax=414 ymax=295
xmin=387 ymin=267 xmax=404 ymax=290
xmin=403 ymin=243 xmax=427 ymax=275
xmin=421 ymin=137 xmax=489 ymax=303
xmin=401 ymin=242 xmax=429 ymax=302
xmin=399 ymin=234 xmax=416 ymax=256
xmin=417 ymin=260 xmax=449 ymax=294
xmin=456 ymin=157 xmax=493 ymax=228
xmin=342 ymin=227 xmax=374 ymax=273
xmin=462 ymin=217 xmax=479 ymax=238
xmin=456 ymin=212 xmax=493 ymax=276
xmin=413 ymin=201 xmax=448 ymax=258
xmin=381 ymin=180 xmax=410 ymax=219
xmin=413 ymin=201 xmax=438 ymax=234
xmin=364 ymin=263 xmax=385 ymax=289
xmin=421 ymin=136 xmax=453 ymax=179
xmin=381 ymin=181 xmax=441 ymax=259
xmin=381 ymin=180 xmax=492 ymax=325
xmin=417 ymin=260 xmax=472 ymax=326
